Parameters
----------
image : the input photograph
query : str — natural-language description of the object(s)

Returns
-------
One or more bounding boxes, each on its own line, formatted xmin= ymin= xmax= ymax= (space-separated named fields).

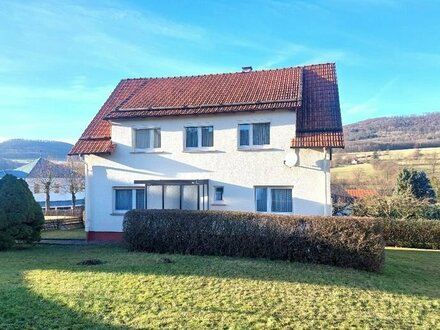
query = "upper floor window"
xmin=185 ymin=126 xmax=214 ymax=149
xmin=34 ymin=183 xmax=40 ymax=194
xmin=135 ymin=128 xmax=161 ymax=150
xmin=239 ymin=123 xmax=270 ymax=147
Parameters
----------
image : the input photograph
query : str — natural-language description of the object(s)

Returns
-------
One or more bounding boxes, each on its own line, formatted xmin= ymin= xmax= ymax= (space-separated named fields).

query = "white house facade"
xmin=70 ymin=63 xmax=344 ymax=241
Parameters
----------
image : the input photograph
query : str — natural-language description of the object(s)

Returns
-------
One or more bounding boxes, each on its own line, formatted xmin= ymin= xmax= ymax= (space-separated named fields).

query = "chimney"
xmin=242 ymin=66 xmax=253 ymax=73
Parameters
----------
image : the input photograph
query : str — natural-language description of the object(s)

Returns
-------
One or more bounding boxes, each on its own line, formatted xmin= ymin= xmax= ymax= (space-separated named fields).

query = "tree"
xmin=428 ymin=153 xmax=439 ymax=176
xmin=372 ymin=150 xmax=379 ymax=160
xmin=352 ymin=193 xmax=440 ymax=220
xmin=394 ymin=168 xmax=436 ymax=202
xmin=0 ymin=175 xmax=44 ymax=250
xmin=66 ymin=158 xmax=85 ymax=209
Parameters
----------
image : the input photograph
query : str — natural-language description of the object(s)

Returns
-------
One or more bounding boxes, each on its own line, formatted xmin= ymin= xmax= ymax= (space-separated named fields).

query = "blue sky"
xmin=0 ymin=0 xmax=439 ymax=143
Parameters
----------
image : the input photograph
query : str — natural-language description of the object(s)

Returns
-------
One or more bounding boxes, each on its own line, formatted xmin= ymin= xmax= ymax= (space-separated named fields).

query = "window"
xmin=115 ymin=189 xmax=132 ymax=211
xmin=53 ymin=183 xmax=60 ymax=193
xmin=214 ymin=186 xmax=224 ymax=201
xmin=185 ymin=126 xmax=214 ymax=149
xmin=114 ymin=188 xmax=145 ymax=212
xmin=239 ymin=123 xmax=270 ymax=147
xmin=34 ymin=183 xmax=40 ymax=193
xmin=135 ymin=189 xmax=145 ymax=209
xmin=135 ymin=128 xmax=161 ymax=149
xmin=255 ymin=187 xmax=292 ymax=213
xmin=255 ymin=187 xmax=268 ymax=212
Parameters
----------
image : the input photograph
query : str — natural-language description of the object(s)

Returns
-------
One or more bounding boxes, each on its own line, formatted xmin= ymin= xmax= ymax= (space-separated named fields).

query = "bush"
xmin=124 ymin=210 xmax=385 ymax=272
xmin=381 ymin=219 xmax=440 ymax=249
xmin=0 ymin=174 xmax=44 ymax=251
xmin=353 ymin=194 xmax=440 ymax=220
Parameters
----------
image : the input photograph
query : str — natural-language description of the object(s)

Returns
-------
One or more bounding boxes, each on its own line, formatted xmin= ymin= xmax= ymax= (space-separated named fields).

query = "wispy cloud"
xmin=345 ymin=78 xmax=398 ymax=116
xmin=257 ymin=42 xmax=359 ymax=69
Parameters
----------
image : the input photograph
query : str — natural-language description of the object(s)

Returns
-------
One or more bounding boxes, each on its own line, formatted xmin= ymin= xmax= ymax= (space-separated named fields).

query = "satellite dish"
xmin=284 ymin=152 xmax=298 ymax=167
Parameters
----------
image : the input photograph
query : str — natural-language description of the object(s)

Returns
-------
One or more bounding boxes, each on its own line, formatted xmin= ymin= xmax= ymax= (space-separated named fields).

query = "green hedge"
xmin=381 ymin=219 xmax=440 ymax=249
xmin=123 ymin=210 xmax=385 ymax=272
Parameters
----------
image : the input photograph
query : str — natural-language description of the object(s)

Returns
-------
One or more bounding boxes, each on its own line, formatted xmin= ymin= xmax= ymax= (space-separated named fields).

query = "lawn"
xmin=0 ymin=245 xmax=439 ymax=329
xmin=40 ymin=229 xmax=86 ymax=240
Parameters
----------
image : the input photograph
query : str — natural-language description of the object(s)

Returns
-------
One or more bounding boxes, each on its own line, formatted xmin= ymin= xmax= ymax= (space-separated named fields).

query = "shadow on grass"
xmin=4 ymin=244 xmax=440 ymax=300
xmin=0 ymin=285 xmax=130 ymax=330
xmin=1 ymin=245 xmax=439 ymax=328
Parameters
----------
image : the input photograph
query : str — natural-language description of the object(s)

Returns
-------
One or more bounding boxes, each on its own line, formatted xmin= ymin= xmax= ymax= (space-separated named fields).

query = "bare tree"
xmin=37 ymin=160 xmax=57 ymax=214
xmin=67 ymin=157 xmax=85 ymax=209
xmin=428 ymin=153 xmax=439 ymax=176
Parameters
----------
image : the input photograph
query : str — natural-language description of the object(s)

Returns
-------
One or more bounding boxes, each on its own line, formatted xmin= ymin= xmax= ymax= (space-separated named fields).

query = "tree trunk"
xmin=72 ymin=191 xmax=76 ymax=209
xmin=45 ymin=190 xmax=50 ymax=215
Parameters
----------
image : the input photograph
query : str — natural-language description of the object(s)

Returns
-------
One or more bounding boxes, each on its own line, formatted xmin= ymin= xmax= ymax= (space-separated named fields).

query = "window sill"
xmin=211 ymin=202 xmax=227 ymax=206
xmin=110 ymin=212 xmax=126 ymax=216
xmin=130 ymin=150 xmax=166 ymax=154
xmin=183 ymin=149 xmax=219 ymax=153
xmin=237 ymin=147 xmax=281 ymax=152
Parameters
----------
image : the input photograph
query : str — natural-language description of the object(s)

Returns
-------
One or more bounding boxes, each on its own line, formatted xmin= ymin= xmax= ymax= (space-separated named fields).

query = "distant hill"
xmin=343 ymin=112 xmax=440 ymax=152
xmin=0 ymin=139 xmax=73 ymax=161
xmin=0 ymin=158 xmax=23 ymax=170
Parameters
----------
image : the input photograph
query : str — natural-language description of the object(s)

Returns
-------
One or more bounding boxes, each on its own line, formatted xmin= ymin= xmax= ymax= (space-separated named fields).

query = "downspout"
xmin=323 ymin=147 xmax=330 ymax=216
xmin=82 ymin=155 xmax=91 ymax=233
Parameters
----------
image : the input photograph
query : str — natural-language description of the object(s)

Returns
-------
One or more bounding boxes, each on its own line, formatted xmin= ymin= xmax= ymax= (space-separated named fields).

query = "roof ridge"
xmin=120 ymin=63 xmax=333 ymax=82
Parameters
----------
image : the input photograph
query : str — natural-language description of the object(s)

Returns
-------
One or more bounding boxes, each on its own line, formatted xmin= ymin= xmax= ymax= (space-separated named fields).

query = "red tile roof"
xmin=70 ymin=63 xmax=343 ymax=155
xmin=69 ymin=79 xmax=145 ymax=155
xmin=345 ymin=189 xmax=377 ymax=199
xmin=291 ymin=63 xmax=344 ymax=148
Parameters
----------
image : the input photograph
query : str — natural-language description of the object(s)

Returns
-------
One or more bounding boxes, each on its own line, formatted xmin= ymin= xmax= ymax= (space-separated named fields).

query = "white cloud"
xmin=345 ymin=78 xmax=398 ymax=116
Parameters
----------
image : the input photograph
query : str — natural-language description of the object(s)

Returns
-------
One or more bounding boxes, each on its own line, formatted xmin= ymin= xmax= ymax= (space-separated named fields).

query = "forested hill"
xmin=343 ymin=112 xmax=440 ymax=152
xmin=0 ymin=139 xmax=73 ymax=162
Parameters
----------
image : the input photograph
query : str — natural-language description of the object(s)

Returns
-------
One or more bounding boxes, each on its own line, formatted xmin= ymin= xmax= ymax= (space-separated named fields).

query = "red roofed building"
xmin=345 ymin=189 xmax=377 ymax=199
xmin=70 ymin=63 xmax=344 ymax=241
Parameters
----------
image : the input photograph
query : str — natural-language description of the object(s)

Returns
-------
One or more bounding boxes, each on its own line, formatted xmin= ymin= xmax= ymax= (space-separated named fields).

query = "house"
xmin=0 ymin=158 xmax=85 ymax=210
xmin=345 ymin=188 xmax=377 ymax=199
xmin=70 ymin=63 xmax=344 ymax=241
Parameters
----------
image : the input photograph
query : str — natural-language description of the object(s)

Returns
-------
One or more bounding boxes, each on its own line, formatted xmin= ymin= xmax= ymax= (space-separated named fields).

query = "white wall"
xmin=84 ymin=110 xmax=331 ymax=233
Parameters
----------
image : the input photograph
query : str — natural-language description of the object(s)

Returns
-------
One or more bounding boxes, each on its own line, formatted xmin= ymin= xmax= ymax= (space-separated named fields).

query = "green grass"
xmin=332 ymin=147 xmax=440 ymax=183
xmin=1 ymin=245 xmax=439 ymax=329
xmin=40 ymin=229 xmax=86 ymax=240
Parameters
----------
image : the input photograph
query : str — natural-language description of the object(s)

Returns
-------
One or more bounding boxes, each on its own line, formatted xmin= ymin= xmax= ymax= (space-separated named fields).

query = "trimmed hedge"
xmin=381 ymin=219 xmax=440 ymax=249
xmin=123 ymin=210 xmax=385 ymax=272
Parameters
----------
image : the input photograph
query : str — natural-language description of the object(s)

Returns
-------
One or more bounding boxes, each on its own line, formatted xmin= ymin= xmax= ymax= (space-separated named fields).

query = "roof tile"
xmin=70 ymin=63 xmax=344 ymax=155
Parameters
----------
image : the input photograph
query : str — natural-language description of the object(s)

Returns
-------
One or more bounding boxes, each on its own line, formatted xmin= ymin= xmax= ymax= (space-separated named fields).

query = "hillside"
xmin=343 ymin=112 xmax=440 ymax=152
xmin=0 ymin=139 xmax=73 ymax=161
xmin=0 ymin=158 xmax=23 ymax=170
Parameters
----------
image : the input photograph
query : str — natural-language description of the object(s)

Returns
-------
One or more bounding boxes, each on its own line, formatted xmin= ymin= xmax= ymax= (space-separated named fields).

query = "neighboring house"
xmin=345 ymin=188 xmax=377 ymax=199
xmin=70 ymin=63 xmax=344 ymax=241
xmin=0 ymin=158 xmax=85 ymax=210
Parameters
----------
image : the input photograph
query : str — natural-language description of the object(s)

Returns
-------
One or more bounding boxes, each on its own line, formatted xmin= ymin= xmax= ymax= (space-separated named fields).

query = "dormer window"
xmin=185 ymin=126 xmax=214 ymax=149
xmin=134 ymin=128 xmax=161 ymax=150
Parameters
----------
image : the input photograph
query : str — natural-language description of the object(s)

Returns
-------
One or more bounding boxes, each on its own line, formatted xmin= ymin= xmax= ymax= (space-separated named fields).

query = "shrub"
xmin=381 ymin=219 xmax=440 ymax=249
xmin=353 ymin=194 xmax=440 ymax=220
xmin=0 ymin=174 xmax=44 ymax=251
xmin=394 ymin=168 xmax=436 ymax=202
xmin=124 ymin=210 xmax=385 ymax=272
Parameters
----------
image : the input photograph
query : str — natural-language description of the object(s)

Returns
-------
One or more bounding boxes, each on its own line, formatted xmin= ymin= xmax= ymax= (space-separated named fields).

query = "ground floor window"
xmin=114 ymin=181 xmax=209 ymax=212
xmin=114 ymin=188 xmax=145 ymax=212
xmin=255 ymin=187 xmax=293 ymax=213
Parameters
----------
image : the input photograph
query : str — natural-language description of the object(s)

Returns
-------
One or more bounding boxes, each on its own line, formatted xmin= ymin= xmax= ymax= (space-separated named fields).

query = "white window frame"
xmin=238 ymin=122 xmax=271 ymax=150
xmin=113 ymin=187 xmax=145 ymax=214
xmin=254 ymin=186 xmax=293 ymax=214
xmin=132 ymin=127 xmax=161 ymax=152
xmin=184 ymin=125 xmax=214 ymax=151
